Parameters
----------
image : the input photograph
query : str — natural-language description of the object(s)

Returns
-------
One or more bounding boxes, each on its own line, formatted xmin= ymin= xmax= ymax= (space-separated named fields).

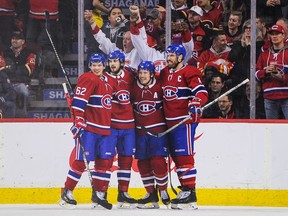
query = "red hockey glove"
xmin=188 ymin=98 xmax=202 ymax=123
xmin=70 ymin=117 xmax=87 ymax=139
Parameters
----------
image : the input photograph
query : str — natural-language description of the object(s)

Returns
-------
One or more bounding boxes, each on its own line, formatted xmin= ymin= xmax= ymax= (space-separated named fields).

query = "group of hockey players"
xmin=59 ymin=5 xmax=208 ymax=210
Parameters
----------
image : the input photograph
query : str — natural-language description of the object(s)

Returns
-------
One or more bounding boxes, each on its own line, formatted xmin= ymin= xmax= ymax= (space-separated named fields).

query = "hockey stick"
xmin=45 ymin=10 xmax=73 ymax=90
xmin=62 ymin=83 xmax=94 ymax=186
xmin=167 ymin=153 xmax=178 ymax=195
xmin=62 ymin=83 xmax=112 ymax=210
xmin=142 ymin=78 xmax=249 ymax=138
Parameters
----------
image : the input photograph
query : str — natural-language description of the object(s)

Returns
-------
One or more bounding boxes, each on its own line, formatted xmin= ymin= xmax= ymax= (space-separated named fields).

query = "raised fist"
xmin=84 ymin=10 xmax=94 ymax=24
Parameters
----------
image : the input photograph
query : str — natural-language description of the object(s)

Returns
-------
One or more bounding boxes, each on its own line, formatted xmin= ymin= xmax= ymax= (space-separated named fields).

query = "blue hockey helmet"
xmin=137 ymin=61 xmax=155 ymax=75
xmin=166 ymin=44 xmax=186 ymax=59
xmin=89 ymin=53 xmax=106 ymax=66
xmin=107 ymin=50 xmax=125 ymax=63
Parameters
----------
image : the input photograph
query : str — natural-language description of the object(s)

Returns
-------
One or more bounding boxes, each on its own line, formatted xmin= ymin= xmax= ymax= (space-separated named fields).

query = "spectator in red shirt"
xmin=26 ymin=0 xmax=59 ymax=52
xmin=187 ymin=5 xmax=213 ymax=66
xmin=197 ymin=0 xmax=223 ymax=28
xmin=197 ymin=31 xmax=234 ymax=84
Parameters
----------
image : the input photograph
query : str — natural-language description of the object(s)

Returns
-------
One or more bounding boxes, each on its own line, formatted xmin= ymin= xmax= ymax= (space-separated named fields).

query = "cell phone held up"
xmin=115 ymin=16 xmax=122 ymax=23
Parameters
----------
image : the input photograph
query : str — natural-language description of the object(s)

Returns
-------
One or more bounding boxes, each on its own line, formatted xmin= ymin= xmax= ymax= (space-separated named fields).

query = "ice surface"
xmin=0 ymin=205 xmax=288 ymax=216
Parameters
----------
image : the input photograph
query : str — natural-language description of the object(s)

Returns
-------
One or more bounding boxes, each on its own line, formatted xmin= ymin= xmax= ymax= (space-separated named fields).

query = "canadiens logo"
xmin=137 ymin=100 xmax=156 ymax=116
xmin=115 ymin=90 xmax=130 ymax=105
xmin=154 ymin=60 xmax=167 ymax=73
xmin=163 ymin=86 xmax=178 ymax=101
xmin=101 ymin=94 xmax=112 ymax=109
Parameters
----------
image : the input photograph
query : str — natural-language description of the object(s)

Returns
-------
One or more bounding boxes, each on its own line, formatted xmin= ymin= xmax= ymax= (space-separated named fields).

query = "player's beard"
xmin=167 ymin=60 xmax=179 ymax=69
xmin=110 ymin=66 xmax=121 ymax=75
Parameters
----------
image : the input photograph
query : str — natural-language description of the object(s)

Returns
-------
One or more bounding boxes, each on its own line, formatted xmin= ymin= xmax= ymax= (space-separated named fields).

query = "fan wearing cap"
xmin=255 ymin=24 xmax=288 ymax=119
xmin=276 ymin=17 xmax=288 ymax=44
xmin=171 ymin=10 xmax=191 ymax=45
xmin=187 ymin=5 xmax=214 ymax=66
xmin=3 ymin=31 xmax=36 ymax=117
xmin=144 ymin=8 xmax=165 ymax=49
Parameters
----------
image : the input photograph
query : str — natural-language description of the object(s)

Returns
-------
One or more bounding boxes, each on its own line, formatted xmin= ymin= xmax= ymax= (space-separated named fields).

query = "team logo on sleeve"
xmin=115 ymin=90 xmax=130 ymax=105
xmin=101 ymin=94 xmax=112 ymax=109
xmin=137 ymin=100 xmax=156 ymax=116
xmin=163 ymin=86 xmax=178 ymax=101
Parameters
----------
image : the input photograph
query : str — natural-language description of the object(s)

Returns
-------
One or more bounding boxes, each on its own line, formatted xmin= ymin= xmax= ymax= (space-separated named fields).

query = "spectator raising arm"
xmin=129 ymin=5 xmax=194 ymax=74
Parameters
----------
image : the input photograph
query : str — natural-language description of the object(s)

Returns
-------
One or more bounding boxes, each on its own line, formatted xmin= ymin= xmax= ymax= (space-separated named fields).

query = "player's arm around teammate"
xmin=131 ymin=61 xmax=170 ymax=209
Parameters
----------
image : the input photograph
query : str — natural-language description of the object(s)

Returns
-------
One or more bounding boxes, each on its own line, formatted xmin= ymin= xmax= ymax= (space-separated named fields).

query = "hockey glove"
xmin=188 ymin=98 xmax=202 ymax=123
xmin=70 ymin=117 xmax=87 ymax=139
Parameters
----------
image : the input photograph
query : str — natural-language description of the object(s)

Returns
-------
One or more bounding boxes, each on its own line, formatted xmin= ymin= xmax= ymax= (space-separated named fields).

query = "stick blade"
xmin=140 ymin=125 xmax=159 ymax=137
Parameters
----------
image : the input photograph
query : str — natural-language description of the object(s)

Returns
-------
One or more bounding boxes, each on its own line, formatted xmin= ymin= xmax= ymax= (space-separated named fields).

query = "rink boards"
xmin=0 ymin=119 xmax=288 ymax=206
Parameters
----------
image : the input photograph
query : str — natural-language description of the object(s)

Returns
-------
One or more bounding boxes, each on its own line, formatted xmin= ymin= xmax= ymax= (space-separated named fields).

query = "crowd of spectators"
xmin=0 ymin=0 xmax=288 ymax=119
xmin=0 ymin=0 xmax=77 ymax=118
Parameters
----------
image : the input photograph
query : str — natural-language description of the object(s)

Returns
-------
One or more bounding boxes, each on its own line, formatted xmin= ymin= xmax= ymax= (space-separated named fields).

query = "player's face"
xmin=89 ymin=62 xmax=105 ymax=77
xmin=166 ymin=53 xmax=180 ymax=69
xmin=138 ymin=69 xmax=153 ymax=86
xmin=108 ymin=59 xmax=121 ymax=74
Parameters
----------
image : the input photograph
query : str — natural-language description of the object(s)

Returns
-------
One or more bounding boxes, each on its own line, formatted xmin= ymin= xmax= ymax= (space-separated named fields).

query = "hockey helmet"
xmin=89 ymin=53 xmax=106 ymax=66
xmin=107 ymin=50 xmax=125 ymax=63
xmin=166 ymin=44 xmax=186 ymax=59
xmin=137 ymin=61 xmax=155 ymax=75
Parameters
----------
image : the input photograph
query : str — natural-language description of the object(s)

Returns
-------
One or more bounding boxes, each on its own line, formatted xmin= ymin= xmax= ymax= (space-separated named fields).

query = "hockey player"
xmin=105 ymin=50 xmax=137 ymax=208
xmin=60 ymin=53 xmax=115 ymax=210
xmin=160 ymin=44 xmax=208 ymax=209
xmin=131 ymin=61 xmax=170 ymax=209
